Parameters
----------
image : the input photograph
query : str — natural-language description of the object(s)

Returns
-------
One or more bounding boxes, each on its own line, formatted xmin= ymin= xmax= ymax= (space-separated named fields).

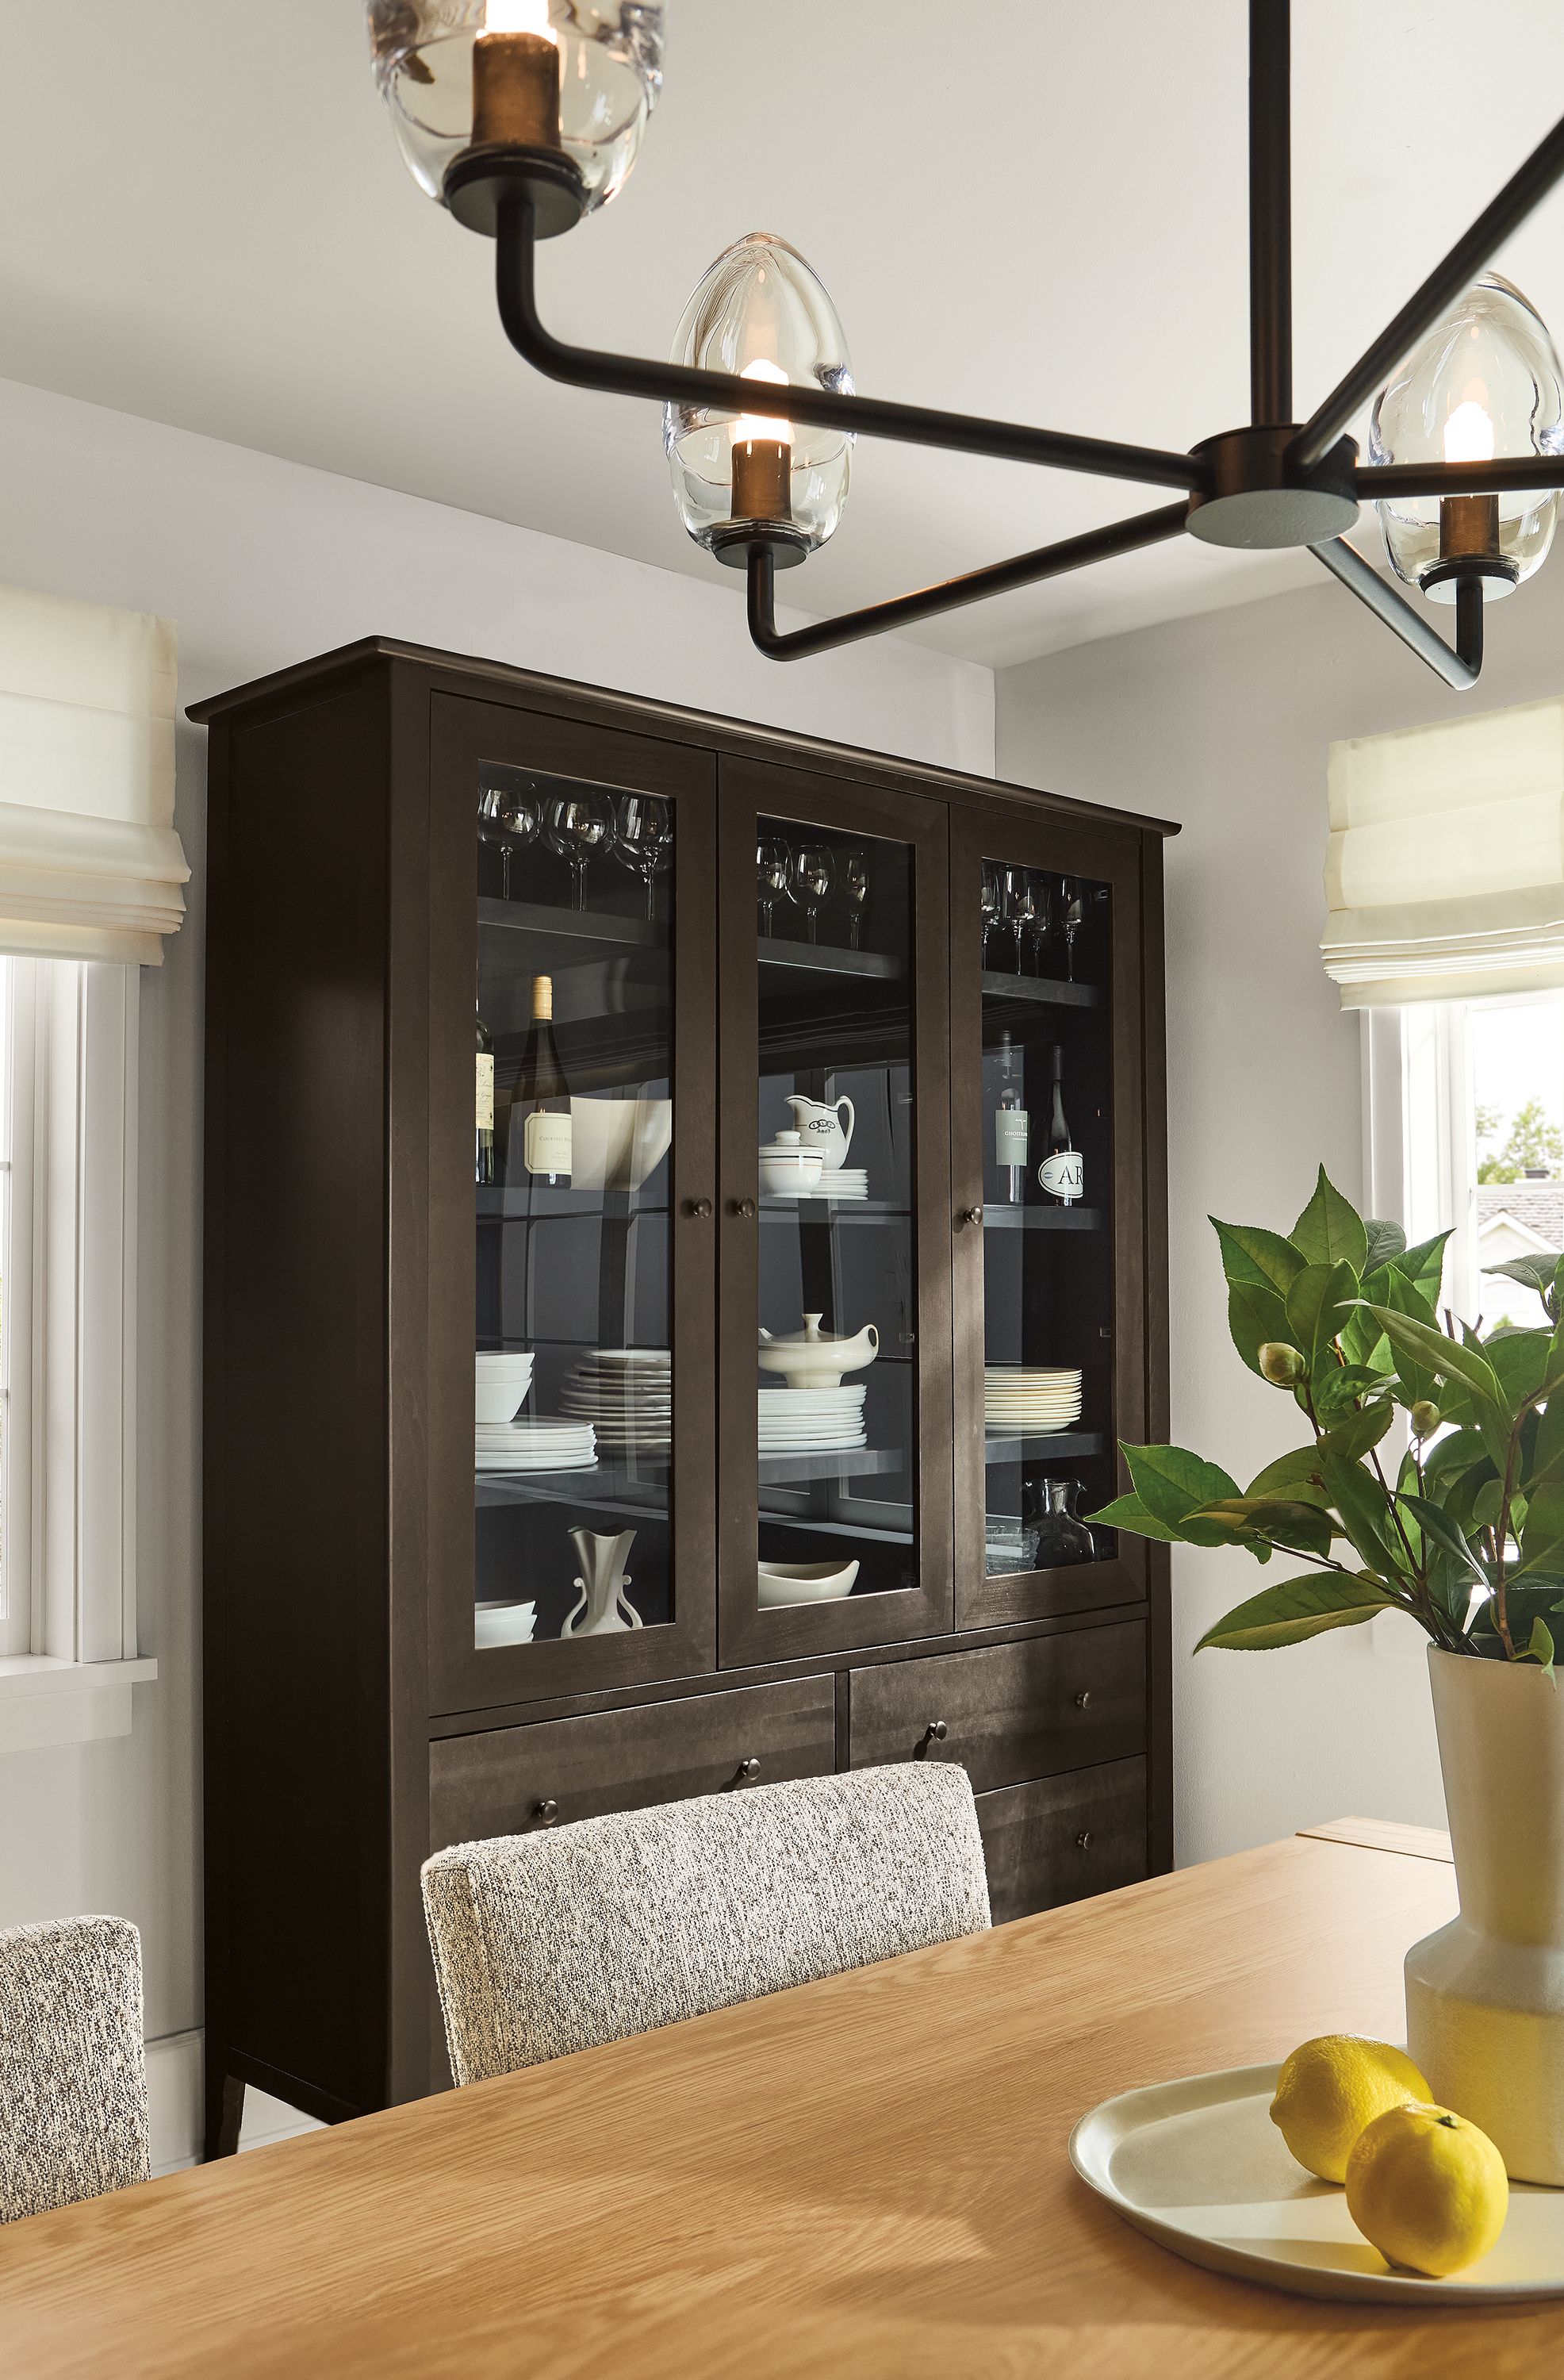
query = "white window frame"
xmin=0 ymin=958 xmax=155 ymax=1747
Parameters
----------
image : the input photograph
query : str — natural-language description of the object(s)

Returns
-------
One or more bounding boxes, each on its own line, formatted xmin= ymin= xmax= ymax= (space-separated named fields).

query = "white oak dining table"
xmin=7 ymin=1818 xmax=1559 ymax=2378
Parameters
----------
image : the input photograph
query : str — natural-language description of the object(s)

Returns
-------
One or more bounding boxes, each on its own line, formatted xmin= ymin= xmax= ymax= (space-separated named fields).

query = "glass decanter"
xmin=1024 ymin=1476 xmax=1095 ymax=1569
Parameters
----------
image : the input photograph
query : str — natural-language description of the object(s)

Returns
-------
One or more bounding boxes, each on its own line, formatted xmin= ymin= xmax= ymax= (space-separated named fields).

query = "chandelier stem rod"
xmin=1290 ymin=109 xmax=1564 ymax=472
xmin=1249 ymin=0 xmax=1292 ymax=425
xmin=493 ymin=193 xmax=1209 ymax=493
xmin=745 ymin=504 xmax=1189 ymax=660
xmin=1309 ymin=538 xmax=1482 ymax=689
xmin=1356 ymin=456 xmax=1564 ymax=498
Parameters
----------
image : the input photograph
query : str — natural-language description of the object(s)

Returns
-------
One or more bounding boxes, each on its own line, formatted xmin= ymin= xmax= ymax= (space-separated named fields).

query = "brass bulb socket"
xmin=1439 ymin=491 xmax=1502 ymax=567
xmin=731 ymin=438 xmax=793 ymax=528
xmin=473 ymin=31 xmax=562 ymax=151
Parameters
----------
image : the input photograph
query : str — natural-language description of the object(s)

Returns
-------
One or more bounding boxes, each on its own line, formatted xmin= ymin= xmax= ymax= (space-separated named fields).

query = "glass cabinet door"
xmin=428 ymin=697 xmax=716 ymax=1709
xmin=717 ymin=760 xmax=953 ymax=1665
xmin=951 ymin=808 xmax=1151 ymax=1626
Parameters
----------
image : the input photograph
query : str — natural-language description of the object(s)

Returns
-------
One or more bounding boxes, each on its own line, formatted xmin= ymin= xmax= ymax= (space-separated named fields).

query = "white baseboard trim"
xmin=147 ymin=2029 xmax=324 ymax=2176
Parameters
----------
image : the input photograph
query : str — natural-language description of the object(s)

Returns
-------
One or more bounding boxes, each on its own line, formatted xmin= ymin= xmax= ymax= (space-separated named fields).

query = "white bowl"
xmin=757 ymin=1559 xmax=861 ymax=1607
xmin=476 ymin=1366 xmax=534 ymax=1426
xmin=475 ymin=1600 xmax=537 ymax=1649
xmin=760 ymin=1150 xmax=826 ymax=1196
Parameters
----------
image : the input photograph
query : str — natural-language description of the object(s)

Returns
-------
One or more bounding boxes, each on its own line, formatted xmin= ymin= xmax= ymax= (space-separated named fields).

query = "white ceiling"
xmin=3 ymin=1 xmax=1564 ymax=669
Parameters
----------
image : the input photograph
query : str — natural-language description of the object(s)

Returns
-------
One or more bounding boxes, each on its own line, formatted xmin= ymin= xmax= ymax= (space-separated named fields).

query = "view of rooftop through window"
xmin=1470 ymin=992 xmax=1564 ymax=1331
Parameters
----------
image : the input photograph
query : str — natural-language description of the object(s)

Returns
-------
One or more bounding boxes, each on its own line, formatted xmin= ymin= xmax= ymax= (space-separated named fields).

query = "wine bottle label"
xmin=995 ymin=1106 xmax=1029 ymax=1165
xmin=476 ymin=1052 xmax=494 ymax=1132
xmin=524 ymin=1107 xmax=573 ymax=1177
xmin=1039 ymin=1149 xmax=1084 ymax=1202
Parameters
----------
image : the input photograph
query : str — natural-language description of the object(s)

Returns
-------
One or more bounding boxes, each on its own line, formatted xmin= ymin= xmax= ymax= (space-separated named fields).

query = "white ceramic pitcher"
xmin=784 ymin=1094 xmax=854 ymax=1172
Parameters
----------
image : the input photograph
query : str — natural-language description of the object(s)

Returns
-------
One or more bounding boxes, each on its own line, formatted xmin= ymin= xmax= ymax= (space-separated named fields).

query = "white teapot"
xmin=758 ymin=1312 xmax=880 ymax=1389
xmin=784 ymin=1094 xmax=854 ymax=1173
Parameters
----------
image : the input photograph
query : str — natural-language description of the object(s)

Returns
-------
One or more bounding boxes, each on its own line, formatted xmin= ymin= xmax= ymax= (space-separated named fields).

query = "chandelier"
xmin=368 ymin=2 xmax=1564 ymax=685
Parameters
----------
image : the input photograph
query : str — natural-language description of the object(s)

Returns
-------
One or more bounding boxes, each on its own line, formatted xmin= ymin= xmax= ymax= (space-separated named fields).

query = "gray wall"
xmin=0 ymin=373 xmax=992 ymax=2156
xmin=997 ymin=555 xmax=1564 ymax=1866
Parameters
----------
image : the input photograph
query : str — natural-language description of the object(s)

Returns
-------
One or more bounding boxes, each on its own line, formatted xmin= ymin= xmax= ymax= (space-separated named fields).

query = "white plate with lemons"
xmin=1069 ymin=2058 xmax=1564 ymax=2305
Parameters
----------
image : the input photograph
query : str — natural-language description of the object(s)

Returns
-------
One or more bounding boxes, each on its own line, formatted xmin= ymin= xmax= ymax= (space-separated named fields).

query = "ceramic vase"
xmin=562 ymin=1528 xmax=642 ymax=1637
xmin=1405 ymin=1645 xmax=1564 ymax=2183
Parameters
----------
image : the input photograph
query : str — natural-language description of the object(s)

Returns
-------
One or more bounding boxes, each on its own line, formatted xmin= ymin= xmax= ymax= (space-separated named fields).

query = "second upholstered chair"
xmin=423 ymin=1762 xmax=991 ymax=2086
xmin=0 ymin=1915 xmax=151 ymax=2224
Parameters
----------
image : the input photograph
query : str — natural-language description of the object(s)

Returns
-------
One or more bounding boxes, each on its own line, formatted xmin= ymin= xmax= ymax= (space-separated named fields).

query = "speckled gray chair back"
xmin=423 ymin=1762 xmax=991 ymax=2086
xmin=0 ymin=1916 xmax=151 ymax=2223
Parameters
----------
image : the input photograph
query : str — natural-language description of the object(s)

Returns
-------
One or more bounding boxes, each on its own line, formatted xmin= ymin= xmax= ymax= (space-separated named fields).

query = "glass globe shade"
xmin=1370 ymin=274 xmax=1564 ymax=603
xmin=366 ymin=1 xmax=665 ymax=217
xmin=664 ymin=234 xmax=854 ymax=563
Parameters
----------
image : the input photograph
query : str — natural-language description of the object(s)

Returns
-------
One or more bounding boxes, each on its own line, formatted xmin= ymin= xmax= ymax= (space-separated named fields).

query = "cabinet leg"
xmin=204 ymin=2071 xmax=245 ymax=2162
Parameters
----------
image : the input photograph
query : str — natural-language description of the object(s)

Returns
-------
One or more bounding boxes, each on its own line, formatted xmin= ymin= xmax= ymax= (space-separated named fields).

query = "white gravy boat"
xmin=758 ymin=1312 xmax=880 ymax=1389
xmin=784 ymin=1094 xmax=854 ymax=1172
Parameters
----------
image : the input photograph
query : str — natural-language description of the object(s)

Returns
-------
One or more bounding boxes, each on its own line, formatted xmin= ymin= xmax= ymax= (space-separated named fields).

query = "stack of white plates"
xmin=983 ymin=1366 xmax=1083 ymax=1434
xmin=811 ymin=1167 xmax=868 ymax=1201
xmin=475 ymin=1418 xmax=597 ymax=1472
xmin=758 ymin=1384 xmax=867 ymax=1453
xmin=559 ymin=1349 xmax=671 ymax=1452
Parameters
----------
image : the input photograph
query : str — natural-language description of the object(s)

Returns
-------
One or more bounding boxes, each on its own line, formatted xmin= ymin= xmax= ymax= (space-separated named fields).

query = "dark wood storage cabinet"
xmin=193 ymin=639 xmax=1175 ymax=2155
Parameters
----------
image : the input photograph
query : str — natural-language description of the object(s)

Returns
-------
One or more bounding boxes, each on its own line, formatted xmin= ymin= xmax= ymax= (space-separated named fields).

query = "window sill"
xmin=0 ymin=1656 xmax=157 ymax=1752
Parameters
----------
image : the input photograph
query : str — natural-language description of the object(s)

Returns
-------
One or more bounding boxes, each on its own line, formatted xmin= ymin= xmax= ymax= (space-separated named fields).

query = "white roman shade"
xmin=1323 ymin=697 xmax=1564 ymax=1008
xmin=0 ymin=582 xmax=187 ymax=965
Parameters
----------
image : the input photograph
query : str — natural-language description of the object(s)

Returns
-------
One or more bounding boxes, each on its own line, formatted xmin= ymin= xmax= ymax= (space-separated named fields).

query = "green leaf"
xmin=1083 ymin=1492 xmax=1179 ymax=1544
xmin=1190 ymin=1498 xmax=1336 ymax=1560
xmin=1227 ymin=1281 xmax=1294 ymax=1378
xmin=1121 ymin=1445 xmax=1243 ymax=1544
xmin=1363 ymin=1218 xmax=1408 ymax=1273
xmin=1291 ymin=1168 xmax=1370 ymax=1274
xmin=1322 ymin=1453 xmax=1403 ymax=1579
xmin=1517 ymin=1616 xmax=1556 ymax=1673
xmin=1367 ymin=1305 xmax=1503 ymax=1411
xmin=1470 ymin=1580 xmax=1564 ymax=1653
xmin=1195 ymin=1572 xmax=1395 ymax=1652
xmin=1286 ymin=1260 xmax=1361 ymax=1360
xmin=1485 ymin=1329 xmax=1552 ymax=1413
xmin=1395 ymin=1492 xmax=1485 ymax=1580
xmin=1312 ymin=1363 xmax=1386 ymax=1426
xmin=1395 ymin=1229 xmax=1454 ymax=1310
xmin=1211 ymin=1219 xmax=1307 ymax=1295
xmin=1483 ymin=1253 xmax=1559 ymax=1301
xmin=1317 ymin=1399 xmax=1396 ymax=1464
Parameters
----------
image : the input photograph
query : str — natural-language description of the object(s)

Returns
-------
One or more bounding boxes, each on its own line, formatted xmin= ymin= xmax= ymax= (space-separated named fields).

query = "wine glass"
xmin=788 ymin=844 xmax=834 ymax=946
xmin=542 ymin=791 xmax=611 ymax=912
xmin=612 ymin=794 xmax=674 ymax=922
xmin=757 ymin=835 xmax=791 ymax=938
xmin=843 ymin=850 xmax=869 ymax=950
xmin=1000 ymin=866 xmax=1035 ymax=974
xmin=1025 ymin=872 xmax=1053 ymax=975
xmin=477 ymin=784 xmax=538 ymax=901
xmin=1060 ymin=876 xmax=1087 ymax=981
xmin=979 ymin=858 xmax=1002 ymax=967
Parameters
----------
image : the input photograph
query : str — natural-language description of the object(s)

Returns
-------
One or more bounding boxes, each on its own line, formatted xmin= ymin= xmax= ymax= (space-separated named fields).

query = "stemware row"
xmin=979 ymin=864 xmax=1089 ymax=981
xmin=477 ymin=784 xmax=674 ymax=919
xmin=756 ymin=836 xmax=870 ymax=949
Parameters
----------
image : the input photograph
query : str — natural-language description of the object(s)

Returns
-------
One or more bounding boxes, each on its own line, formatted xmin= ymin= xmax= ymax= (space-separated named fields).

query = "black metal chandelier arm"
xmin=1355 ymin=457 xmax=1564 ymax=500
xmin=1309 ymin=537 xmax=1482 ymax=691
xmin=745 ymin=503 xmax=1190 ymax=661
xmin=1290 ymin=108 xmax=1564 ymax=473
xmin=493 ymin=195 xmax=1209 ymax=494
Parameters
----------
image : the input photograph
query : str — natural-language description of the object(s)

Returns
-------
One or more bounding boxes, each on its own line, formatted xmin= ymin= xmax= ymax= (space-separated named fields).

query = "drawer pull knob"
xmin=731 ymin=1196 xmax=757 ymax=1219
xmin=1074 ymin=1689 xmax=1092 ymax=1710
xmin=1076 ymin=1829 xmax=1094 ymax=1850
xmin=734 ymin=1757 xmax=762 ymax=1785
xmin=961 ymin=1207 xmax=984 ymax=1228
xmin=534 ymin=1798 xmax=560 ymax=1827
xmin=918 ymin=1720 xmax=949 ymax=1756
xmin=686 ymin=1196 xmax=713 ymax=1219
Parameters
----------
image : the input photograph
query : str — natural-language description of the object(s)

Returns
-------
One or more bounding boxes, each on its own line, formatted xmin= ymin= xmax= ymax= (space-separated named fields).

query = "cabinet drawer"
xmin=848 ymin=1622 xmax=1144 ymax=1794
xmin=976 ymin=1757 xmax=1148 ymax=1927
xmin=428 ymin=1675 xmax=837 ymax=1852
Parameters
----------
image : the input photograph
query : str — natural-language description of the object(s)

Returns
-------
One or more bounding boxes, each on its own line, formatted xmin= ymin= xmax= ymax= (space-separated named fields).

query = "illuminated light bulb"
xmin=731 ymin=359 xmax=794 ymax=447
xmin=1443 ymin=396 xmax=1495 ymax=464
xmin=730 ymin=362 xmax=794 ymax=528
xmin=473 ymin=0 xmax=562 ymax=149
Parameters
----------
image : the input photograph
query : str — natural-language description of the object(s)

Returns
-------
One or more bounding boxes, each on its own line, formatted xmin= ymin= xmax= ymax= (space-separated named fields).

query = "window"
xmin=0 ymin=957 xmax=155 ymax=1745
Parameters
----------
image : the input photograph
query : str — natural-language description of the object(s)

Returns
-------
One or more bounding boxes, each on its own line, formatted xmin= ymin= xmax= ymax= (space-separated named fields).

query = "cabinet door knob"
xmin=731 ymin=1197 xmax=757 ymax=1219
xmin=1074 ymin=1689 xmax=1092 ymax=1710
xmin=734 ymin=1756 xmax=762 ymax=1785
xmin=686 ymin=1196 xmax=713 ymax=1219
xmin=534 ymin=1798 xmax=560 ymax=1827
xmin=917 ymin=1720 xmax=949 ymax=1756
xmin=1076 ymin=1829 xmax=1094 ymax=1850
xmin=961 ymin=1207 xmax=983 ymax=1228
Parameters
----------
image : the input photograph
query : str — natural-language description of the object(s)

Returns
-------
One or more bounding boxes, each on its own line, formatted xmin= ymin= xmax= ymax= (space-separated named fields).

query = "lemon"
xmin=1269 ymin=2035 xmax=1432 ymax=2182
xmin=1345 ymin=2102 xmax=1508 ymax=2276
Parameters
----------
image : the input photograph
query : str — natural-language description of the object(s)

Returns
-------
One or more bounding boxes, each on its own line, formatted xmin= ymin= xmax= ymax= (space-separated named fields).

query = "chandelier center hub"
xmin=1186 ymin=427 xmax=1359 ymax=551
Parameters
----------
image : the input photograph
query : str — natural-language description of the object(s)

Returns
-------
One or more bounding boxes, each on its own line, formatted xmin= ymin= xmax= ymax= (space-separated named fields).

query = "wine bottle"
xmin=993 ymin=1028 xmax=1029 ymax=1203
xmin=1037 ymin=1045 xmax=1083 ymax=1205
xmin=514 ymin=973 xmax=572 ymax=1184
xmin=476 ymin=996 xmax=496 ymax=1186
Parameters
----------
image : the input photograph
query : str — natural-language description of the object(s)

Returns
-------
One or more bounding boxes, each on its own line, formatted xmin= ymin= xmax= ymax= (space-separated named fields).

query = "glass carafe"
xmin=1024 ymin=1476 xmax=1096 ymax=1571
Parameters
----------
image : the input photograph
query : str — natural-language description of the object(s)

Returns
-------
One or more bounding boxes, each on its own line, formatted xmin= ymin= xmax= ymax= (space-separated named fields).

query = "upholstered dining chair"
xmin=0 ymin=1916 xmax=151 ymax=2223
xmin=423 ymin=1762 xmax=991 ymax=2086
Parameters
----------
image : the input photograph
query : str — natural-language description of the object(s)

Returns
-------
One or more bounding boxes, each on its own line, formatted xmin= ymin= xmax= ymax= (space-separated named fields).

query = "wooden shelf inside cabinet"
xmin=983 ymin=1431 xmax=1109 ymax=1463
xmin=757 ymin=937 xmax=904 ymax=982
xmin=980 ymin=1207 xmax=1101 ymax=1232
xmin=979 ymin=969 xmax=1102 ymax=1009
xmin=759 ymin=1198 xmax=910 ymax=1220
xmin=758 ymin=1448 xmax=904 ymax=1484
xmin=479 ymin=896 xmax=661 ymax=955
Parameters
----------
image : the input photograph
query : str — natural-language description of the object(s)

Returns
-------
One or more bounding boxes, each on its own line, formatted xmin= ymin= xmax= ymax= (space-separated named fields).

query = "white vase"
xmin=561 ymin=1528 xmax=643 ymax=1637
xmin=1405 ymin=1644 xmax=1564 ymax=2182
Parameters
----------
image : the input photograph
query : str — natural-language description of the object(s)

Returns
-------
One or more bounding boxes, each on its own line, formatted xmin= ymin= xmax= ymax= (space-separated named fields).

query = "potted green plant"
xmin=1092 ymin=1169 xmax=1564 ymax=2183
